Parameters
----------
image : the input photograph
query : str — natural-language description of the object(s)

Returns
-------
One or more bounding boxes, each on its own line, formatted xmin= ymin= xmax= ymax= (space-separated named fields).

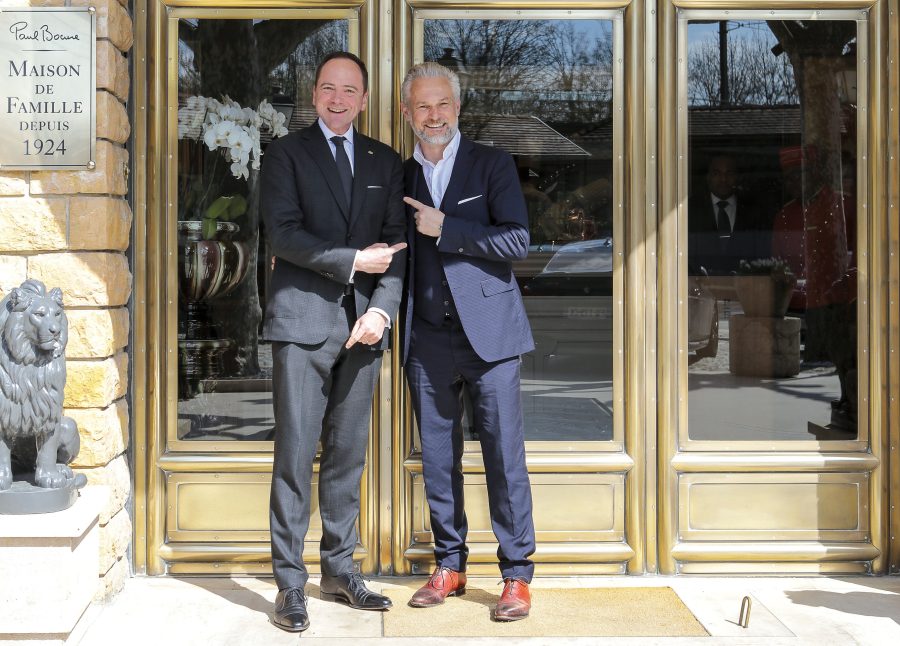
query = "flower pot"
xmin=177 ymin=221 xmax=250 ymax=302
xmin=734 ymin=275 xmax=796 ymax=318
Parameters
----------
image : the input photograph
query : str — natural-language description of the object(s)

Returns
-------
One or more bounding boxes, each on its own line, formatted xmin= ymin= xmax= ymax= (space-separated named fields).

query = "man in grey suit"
xmin=400 ymin=62 xmax=536 ymax=621
xmin=260 ymin=52 xmax=406 ymax=633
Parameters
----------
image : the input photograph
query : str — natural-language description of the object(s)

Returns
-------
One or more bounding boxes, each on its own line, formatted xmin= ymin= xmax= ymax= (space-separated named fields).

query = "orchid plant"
xmin=178 ymin=95 xmax=289 ymax=180
xmin=177 ymin=95 xmax=289 ymax=238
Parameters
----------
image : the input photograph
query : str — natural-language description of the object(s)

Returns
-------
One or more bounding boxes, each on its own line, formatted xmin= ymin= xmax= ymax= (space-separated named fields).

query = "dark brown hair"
xmin=315 ymin=51 xmax=368 ymax=92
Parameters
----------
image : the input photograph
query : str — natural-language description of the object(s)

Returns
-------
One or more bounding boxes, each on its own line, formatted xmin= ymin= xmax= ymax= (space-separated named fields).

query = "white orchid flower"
xmin=181 ymin=93 xmax=282 ymax=177
xmin=230 ymin=161 xmax=249 ymax=180
xmin=202 ymin=126 xmax=219 ymax=151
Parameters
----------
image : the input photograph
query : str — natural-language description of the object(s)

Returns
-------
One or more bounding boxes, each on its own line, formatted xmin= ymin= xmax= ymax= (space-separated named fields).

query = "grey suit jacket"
xmin=261 ymin=123 xmax=406 ymax=349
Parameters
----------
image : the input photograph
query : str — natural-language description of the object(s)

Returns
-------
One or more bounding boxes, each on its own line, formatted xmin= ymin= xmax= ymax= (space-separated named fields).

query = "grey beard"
xmin=414 ymin=123 xmax=458 ymax=146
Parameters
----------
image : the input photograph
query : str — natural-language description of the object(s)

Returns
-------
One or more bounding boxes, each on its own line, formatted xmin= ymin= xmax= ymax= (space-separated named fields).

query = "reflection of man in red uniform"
xmin=771 ymin=145 xmax=857 ymax=427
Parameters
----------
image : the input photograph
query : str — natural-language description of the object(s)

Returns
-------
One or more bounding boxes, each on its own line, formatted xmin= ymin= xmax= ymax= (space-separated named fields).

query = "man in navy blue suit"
xmin=399 ymin=62 xmax=536 ymax=621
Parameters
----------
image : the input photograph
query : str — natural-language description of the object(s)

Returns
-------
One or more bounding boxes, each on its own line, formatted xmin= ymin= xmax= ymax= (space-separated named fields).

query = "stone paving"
xmin=56 ymin=574 xmax=900 ymax=646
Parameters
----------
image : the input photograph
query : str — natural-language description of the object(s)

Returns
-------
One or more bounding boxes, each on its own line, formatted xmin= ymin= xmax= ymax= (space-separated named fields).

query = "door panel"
xmin=658 ymin=4 xmax=886 ymax=575
xmin=146 ymin=1 xmax=377 ymax=575
xmin=395 ymin=2 xmax=633 ymax=576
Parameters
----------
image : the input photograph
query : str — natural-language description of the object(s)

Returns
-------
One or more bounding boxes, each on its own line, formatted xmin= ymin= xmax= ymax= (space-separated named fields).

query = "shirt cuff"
xmin=349 ymin=250 xmax=359 ymax=283
xmin=368 ymin=307 xmax=392 ymax=327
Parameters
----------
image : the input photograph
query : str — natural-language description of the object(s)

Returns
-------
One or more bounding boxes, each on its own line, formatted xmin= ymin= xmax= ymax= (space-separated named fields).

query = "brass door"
xmin=391 ymin=2 xmax=640 ymax=576
xmin=656 ymin=3 xmax=891 ymax=574
xmin=132 ymin=0 xmax=896 ymax=576
xmin=139 ymin=0 xmax=386 ymax=576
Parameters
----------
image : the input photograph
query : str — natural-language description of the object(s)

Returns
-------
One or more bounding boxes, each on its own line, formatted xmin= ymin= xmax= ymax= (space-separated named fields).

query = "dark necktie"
xmin=716 ymin=200 xmax=731 ymax=238
xmin=331 ymin=135 xmax=353 ymax=206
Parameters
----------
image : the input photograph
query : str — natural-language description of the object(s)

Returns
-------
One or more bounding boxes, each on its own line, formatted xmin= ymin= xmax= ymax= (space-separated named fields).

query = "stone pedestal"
xmin=729 ymin=314 xmax=802 ymax=378
xmin=0 ymin=486 xmax=106 ymax=639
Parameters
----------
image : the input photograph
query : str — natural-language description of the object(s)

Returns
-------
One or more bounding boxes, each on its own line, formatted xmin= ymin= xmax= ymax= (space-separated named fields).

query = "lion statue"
xmin=0 ymin=279 xmax=79 ymax=491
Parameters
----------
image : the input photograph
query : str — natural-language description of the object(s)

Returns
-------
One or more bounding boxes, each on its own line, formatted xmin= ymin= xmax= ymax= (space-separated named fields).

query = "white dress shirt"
xmin=413 ymin=130 xmax=461 ymax=209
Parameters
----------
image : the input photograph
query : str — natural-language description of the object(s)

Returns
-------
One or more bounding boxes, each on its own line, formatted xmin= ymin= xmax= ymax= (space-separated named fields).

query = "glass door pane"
xmin=421 ymin=17 xmax=619 ymax=443
xmin=175 ymin=17 xmax=349 ymax=442
xmin=684 ymin=18 xmax=861 ymax=442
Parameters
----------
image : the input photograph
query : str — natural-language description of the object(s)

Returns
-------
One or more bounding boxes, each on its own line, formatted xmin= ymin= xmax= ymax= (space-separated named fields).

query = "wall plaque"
xmin=0 ymin=7 xmax=96 ymax=170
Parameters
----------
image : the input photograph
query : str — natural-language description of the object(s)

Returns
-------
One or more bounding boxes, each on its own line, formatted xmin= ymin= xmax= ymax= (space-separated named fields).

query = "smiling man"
xmin=399 ymin=62 xmax=537 ymax=621
xmin=261 ymin=51 xmax=406 ymax=633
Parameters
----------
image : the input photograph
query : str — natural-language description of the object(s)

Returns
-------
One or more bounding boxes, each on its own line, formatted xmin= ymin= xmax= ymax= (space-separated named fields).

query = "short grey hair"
xmin=401 ymin=62 xmax=461 ymax=105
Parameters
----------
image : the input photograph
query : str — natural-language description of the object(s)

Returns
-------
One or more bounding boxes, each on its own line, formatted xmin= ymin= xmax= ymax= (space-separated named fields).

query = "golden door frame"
xmin=130 ymin=0 xmax=900 ymax=576
xmin=393 ymin=1 xmax=634 ymax=577
xmin=657 ymin=1 xmax=895 ymax=574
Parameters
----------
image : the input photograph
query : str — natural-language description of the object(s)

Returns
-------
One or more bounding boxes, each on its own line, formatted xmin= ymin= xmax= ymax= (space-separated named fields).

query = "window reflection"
xmin=686 ymin=19 xmax=858 ymax=441
xmin=175 ymin=19 xmax=348 ymax=441
xmin=424 ymin=18 xmax=617 ymax=441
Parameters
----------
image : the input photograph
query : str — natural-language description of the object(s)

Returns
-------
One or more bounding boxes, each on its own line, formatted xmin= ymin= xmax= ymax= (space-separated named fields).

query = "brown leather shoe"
xmin=408 ymin=567 xmax=467 ymax=607
xmin=493 ymin=578 xmax=531 ymax=621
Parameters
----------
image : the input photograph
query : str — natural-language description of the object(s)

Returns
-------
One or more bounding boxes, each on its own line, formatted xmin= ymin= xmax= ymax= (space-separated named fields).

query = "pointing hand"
xmin=404 ymin=197 xmax=445 ymax=238
xmin=353 ymin=242 xmax=407 ymax=274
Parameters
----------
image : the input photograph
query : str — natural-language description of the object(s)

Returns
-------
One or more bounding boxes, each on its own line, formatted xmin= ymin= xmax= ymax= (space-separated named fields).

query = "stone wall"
xmin=0 ymin=0 xmax=133 ymax=600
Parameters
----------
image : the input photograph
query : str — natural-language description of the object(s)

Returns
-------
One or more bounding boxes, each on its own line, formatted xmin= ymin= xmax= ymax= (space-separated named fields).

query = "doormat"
xmin=382 ymin=583 xmax=708 ymax=637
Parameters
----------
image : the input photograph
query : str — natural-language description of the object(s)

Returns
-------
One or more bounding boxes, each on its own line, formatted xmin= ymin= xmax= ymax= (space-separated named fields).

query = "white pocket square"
xmin=367 ymin=185 xmax=383 ymax=189
xmin=457 ymin=194 xmax=483 ymax=205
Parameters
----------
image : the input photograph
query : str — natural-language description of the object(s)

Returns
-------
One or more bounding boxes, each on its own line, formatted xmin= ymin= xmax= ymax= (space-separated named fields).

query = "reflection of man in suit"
xmin=261 ymin=52 xmax=407 ymax=632
xmin=688 ymin=154 xmax=768 ymax=275
xmin=399 ymin=62 xmax=536 ymax=621
xmin=772 ymin=145 xmax=856 ymax=426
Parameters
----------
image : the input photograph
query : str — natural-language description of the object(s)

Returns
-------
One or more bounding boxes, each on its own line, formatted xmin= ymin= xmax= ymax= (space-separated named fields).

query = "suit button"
xmin=458 ymin=247 xmax=464 ymax=253
xmin=347 ymin=235 xmax=354 ymax=242
xmin=443 ymin=300 xmax=449 ymax=306
xmin=442 ymin=280 xmax=448 ymax=286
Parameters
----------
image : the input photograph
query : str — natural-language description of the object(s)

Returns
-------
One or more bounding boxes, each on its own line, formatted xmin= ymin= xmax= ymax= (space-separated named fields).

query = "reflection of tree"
xmin=540 ymin=22 xmax=614 ymax=122
xmin=688 ymin=20 xmax=855 ymax=190
xmin=688 ymin=28 xmax=798 ymax=106
xmin=425 ymin=19 xmax=612 ymax=124
xmin=270 ymin=22 xmax=347 ymax=110
xmin=176 ymin=19 xmax=333 ymax=377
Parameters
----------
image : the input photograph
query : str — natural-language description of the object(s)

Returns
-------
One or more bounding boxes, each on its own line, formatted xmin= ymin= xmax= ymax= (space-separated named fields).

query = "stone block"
xmin=69 ymin=196 xmax=132 ymax=251
xmin=96 ymin=39 xmax=129 ymax=101
xmin=29 ymin=252 xmax=131 ymax=306
xmin=96 ymin=553 xmax=128 ymax=602
xmin=0 ymin=0 xmax=65 ymax=5
xmin=98 ymin=506 xmax=131 ymax=574
xmin=0 ymin=256 xmax=27 ymax=297
xmin=0 ymin=197 xmax=67 ymax=251
xmin=729 ymin=314 xmax=802 ymax=378
xmin=64 ymin=352 xmax=128 ymax=408
xmin=66 ymin=307 xmax=130 ymax=358
xmin=0 ymin=171 xmax=27 ymax=196
xmin=71 ymin=0 xmax=133 ymax=52
xmin=76 ymin=455 xmax=129 ymax=525
xmin=95 ymin=91 xmax=131 ymax=144
xmin=30 ymin=141 xmax=128 ymax=196
xmin=67 ymin=399 xmax=129 ymax=467
xmin=0 ymin=486 xmax=104 ymax=637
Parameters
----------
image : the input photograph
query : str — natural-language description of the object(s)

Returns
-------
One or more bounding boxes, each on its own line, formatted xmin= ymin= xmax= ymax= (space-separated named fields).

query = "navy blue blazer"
xmin=401 ymin=136 xmax=535 ymax=364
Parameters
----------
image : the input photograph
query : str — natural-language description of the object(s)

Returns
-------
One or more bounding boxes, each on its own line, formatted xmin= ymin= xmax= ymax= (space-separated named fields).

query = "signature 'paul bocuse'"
xmin=9 ymin=21 xmax=80 ymax=42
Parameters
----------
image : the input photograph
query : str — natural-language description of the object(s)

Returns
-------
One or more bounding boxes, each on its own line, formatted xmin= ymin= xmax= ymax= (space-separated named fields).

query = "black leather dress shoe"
xmin=320 ymin=572 xmax=392 ymax=610
xmin=273 ymin=587 xmax=310 ymax=632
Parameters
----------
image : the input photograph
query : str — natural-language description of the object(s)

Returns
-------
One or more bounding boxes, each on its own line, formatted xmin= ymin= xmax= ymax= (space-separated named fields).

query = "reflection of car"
xmin=522 ymin=238 xmax=718 ymax=365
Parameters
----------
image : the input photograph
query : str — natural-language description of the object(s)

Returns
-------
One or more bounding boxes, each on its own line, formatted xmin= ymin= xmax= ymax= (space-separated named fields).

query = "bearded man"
xmin=399 ymin=62 xmax=536 ymax=621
